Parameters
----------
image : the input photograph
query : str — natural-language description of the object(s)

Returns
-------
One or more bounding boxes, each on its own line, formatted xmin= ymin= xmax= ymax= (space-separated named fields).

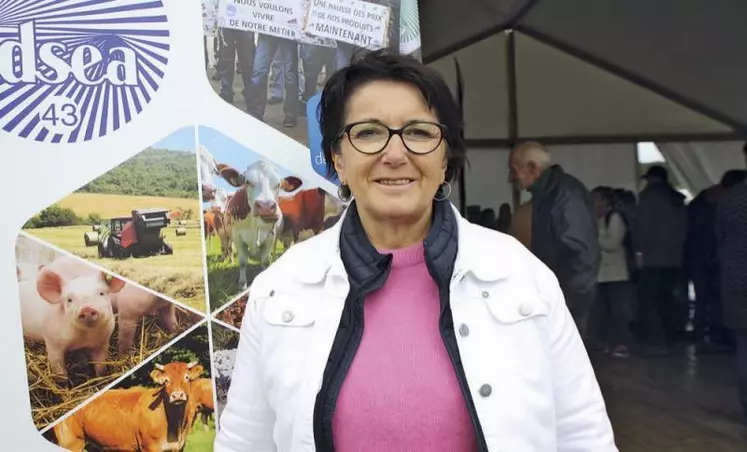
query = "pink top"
xmin=332 ymin=242 xmax=477 ymax=451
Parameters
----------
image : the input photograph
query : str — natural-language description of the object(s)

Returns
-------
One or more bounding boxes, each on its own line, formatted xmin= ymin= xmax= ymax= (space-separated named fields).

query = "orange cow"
xmin=187 ymin=377 xmax=215 ymax=432
xmin=277 ymin=188 xmax=345 ymax=248
xmin=53 ymin=361 xmax=205 ymax=452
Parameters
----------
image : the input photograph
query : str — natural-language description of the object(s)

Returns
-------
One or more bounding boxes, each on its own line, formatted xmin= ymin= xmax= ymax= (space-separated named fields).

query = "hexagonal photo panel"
xmin=199 ymin=125 xmax=346 ymax=312
xmin=15 ymin=234 xmax=205 ymax=431
xmin=21 ymin=126 xmax=207 ymax=311
xmin=43 ymin=323 xmax=214 ymax=451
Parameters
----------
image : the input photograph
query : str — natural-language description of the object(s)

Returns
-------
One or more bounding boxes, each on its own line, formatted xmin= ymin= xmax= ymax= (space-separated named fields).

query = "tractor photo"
xmin=84 ymin=208 xmax=175 ymax=259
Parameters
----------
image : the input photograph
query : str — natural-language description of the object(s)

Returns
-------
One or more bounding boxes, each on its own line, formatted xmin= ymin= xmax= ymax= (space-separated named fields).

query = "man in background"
xmin=715 ymin=143 xmax=747 ymax=418
xmin=508 ymin=142 xmax=600 ymax=338
xmin=634 ymin=165 xmax=688 ymax=356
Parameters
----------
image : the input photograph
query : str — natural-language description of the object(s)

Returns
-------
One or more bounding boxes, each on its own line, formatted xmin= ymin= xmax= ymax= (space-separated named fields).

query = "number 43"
xmin=42 ymin=102 xmax=79 ymax=127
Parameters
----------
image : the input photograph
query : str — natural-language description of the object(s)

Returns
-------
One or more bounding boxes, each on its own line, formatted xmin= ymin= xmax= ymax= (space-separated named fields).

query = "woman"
xmin=215 ymin=50 xmax=616 ymax=451
xmin=590 ymin=186 xmax=634 ymax=358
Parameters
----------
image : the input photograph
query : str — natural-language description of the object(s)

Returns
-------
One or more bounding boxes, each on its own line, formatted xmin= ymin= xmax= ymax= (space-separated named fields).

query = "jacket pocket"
xmin=481 ymin=296 xmax=550 ymax=325
xmin=262 ymin=296 xmax=317 ymax=327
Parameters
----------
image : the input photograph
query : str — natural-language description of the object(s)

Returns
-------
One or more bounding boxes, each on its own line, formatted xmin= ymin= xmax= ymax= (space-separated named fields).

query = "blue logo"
xmin=0 ymin=0 xmax=170 ymax=144
xmin=226 ymin=4 xmax=237 ymax=17
xmin=306 ymin=92 xmax=339 ymax=185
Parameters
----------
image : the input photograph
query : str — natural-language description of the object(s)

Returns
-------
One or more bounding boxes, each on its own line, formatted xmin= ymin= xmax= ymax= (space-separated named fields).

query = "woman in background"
xmin=590 ymin=186 xmax=634 ymax=358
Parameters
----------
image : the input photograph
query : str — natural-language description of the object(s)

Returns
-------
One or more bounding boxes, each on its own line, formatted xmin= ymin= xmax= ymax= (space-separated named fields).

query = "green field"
xmin=185 ymin=416 xmax=216 ymax=451
xmin=205 ymin=236 xmax=287 ymax=312
xmin=56 ymin=192 xmax=198 ymax=219
xmin=26 ymin=225 xmax=206 ymax=311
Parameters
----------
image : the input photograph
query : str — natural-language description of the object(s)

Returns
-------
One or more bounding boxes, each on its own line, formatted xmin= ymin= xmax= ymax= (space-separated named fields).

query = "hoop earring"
xmin=337 ymin=183 xmax=352 ymax=202
xmin=434 ymin=182 xmax=452 ymax=201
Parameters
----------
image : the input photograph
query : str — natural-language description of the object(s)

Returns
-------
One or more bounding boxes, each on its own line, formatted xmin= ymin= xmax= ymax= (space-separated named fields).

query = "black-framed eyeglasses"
xmin=338 ymin=120 xmax=447 ymax=155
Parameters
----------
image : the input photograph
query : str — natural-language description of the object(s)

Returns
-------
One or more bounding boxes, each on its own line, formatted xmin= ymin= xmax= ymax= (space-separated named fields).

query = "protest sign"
xmin=303 ymin=0 xmax=391 ymax=50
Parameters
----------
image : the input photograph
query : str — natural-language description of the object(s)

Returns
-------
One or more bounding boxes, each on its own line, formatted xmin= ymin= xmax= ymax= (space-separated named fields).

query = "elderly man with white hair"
xmin=508 ymin=141 xmax=601 ymax=339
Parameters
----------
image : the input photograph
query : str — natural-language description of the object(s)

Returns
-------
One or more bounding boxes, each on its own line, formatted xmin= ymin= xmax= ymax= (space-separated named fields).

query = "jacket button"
xmin=481 ymin=291 xmax=489 ymax=298
xmin=282 ymin=310 xmax=294 ymax=323
xmin=269 ymin=290 xmax=275 ymax=297
xmin=519 ymin=303 xmax=533 ymax=316
xmin=459 ymin=324 xmax=470 ymax=337
xmin=479 ymin=384 xmax=492 ymax=397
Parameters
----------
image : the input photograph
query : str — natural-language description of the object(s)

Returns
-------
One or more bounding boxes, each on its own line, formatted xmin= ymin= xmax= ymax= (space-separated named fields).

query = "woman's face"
xmin=592 ymin=193 xmax=608 ymax=218
xmin=332 ymin=80 xmax=447 ymax=223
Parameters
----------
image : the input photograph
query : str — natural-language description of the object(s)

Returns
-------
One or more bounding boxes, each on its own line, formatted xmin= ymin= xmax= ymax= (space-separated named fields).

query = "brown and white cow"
xmin=218 ymin=160 xmax=303 ymax=289
xmin=53 ymin=361 xmax=205 ymax=452
xmin=277 ymin=187 xmax=347 ymax=248
xmin=204 ymin=187 xmax=234 ymax=262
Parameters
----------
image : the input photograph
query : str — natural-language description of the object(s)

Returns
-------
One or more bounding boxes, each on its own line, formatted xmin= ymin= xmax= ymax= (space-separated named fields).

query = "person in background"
xmin=216 ymin=49 xmax=617 ymax=452
xmin=634 ymin=165 xmax=688 ymax=356
xmin=508 ymin=142 xmax=601 ymax=338
xmin=589 ymin=186 xmax=634 ymax=358
xmin=686 ymin=169 xmax=747 ymax=353
xmin=509 ymin=200 xmax=532 ymax=249
xmin=496 ymin=202 xmax=512 ymax=233
xmin=479 ymin=208 xmax=497 ymax=230
xmin=216 ymin=27 xmax=255 ymax=108
xmin=715 ymin=143 xmax=747 ymax=419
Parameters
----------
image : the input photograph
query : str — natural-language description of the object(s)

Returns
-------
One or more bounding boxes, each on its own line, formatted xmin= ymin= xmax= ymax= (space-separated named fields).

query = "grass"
xmin=57 ymin=192 xmax=198 ymax=219
xmin=25 ymin=224 xmax=206 ymax=311
xmin=26 ymin=308 xmax=202 ymax=430
xmin=205 ymin=237 xmax=286 ymax=312
xmin=185 ymin=417 xmax=216 ymax=452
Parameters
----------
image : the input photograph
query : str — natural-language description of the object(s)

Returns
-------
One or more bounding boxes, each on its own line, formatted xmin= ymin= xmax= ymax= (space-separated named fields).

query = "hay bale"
xmin=83 ymin=231 xmax=99 ymax=247
xmin=175 ymin=227 xmax=187 ymax=236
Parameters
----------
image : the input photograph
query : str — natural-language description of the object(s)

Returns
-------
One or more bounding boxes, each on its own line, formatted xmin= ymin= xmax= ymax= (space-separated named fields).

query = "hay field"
xmin=26 ymin=224 xmax=206 ymax=311
xmin=57 ymin=192 xmax=198 ymax=219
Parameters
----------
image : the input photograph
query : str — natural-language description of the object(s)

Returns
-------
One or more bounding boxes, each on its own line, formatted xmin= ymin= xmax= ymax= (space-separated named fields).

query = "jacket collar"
xmin=529 ymin=164 xmax=563 ymax=199
xmin=293 ymin=200 xmax=513 ymax=287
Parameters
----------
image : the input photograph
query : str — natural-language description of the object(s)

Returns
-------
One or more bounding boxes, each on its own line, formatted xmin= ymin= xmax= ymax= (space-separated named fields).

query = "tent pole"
xmin=507 ymin=30 xmax=520 ymax=209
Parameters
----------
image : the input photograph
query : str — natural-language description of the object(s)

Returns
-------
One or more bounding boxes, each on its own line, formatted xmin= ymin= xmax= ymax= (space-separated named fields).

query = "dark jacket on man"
xmin=634 ymin=180 xmax=688 ymax=268
xmin=715 ymin=181 xmax=747 ymax=330
xmin=529 ymin=164 xmax=601 ymax=322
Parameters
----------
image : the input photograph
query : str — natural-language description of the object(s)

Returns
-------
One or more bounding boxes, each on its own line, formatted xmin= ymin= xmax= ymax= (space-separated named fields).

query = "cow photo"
xmin=45 ymin=324 xmax=214 ymax=451
xmin=21 ymin=126 xmax=207 ymax=311
xmin=210 ymin=320 xmax=241 ymax=423
xmin=15 ymin=234 xmax=204 ymax=431
xmin=199 ymin=126 xmax=346 ymax=312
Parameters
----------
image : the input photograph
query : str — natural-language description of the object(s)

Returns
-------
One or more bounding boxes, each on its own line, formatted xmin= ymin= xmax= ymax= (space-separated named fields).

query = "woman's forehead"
xmin=344 ymin=80 xmax=437 ymax=124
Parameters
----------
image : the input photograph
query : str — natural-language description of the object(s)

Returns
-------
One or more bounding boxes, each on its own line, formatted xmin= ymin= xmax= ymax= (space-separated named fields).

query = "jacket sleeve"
xmin=551 ymin=192 xmax=600 ymax=298
xmin=598 ymin=212 xmax=626 ymax=253
xmin=538 ymin=262 xmax=618 ymax=451
xmin=214 ymin=291 xmax=277 ymax=452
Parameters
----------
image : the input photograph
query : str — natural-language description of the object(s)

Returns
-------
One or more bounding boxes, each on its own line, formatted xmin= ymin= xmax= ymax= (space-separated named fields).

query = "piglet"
xmin=19 ymin=264 xmax=125 ymax=382
xmin=110 ymin=285 xmax=178 ymax=353
xmin=16 ymin=262 xmax=44 ymax=282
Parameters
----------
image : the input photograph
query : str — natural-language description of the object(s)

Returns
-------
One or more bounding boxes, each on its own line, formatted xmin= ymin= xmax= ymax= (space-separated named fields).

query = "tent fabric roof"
xmin=420 ymin=0 xmax=747 ymax=144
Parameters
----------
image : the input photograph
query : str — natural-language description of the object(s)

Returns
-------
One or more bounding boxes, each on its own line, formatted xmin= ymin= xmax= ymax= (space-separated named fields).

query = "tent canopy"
xmin=419 ymin=0 xmax=747 ymax=145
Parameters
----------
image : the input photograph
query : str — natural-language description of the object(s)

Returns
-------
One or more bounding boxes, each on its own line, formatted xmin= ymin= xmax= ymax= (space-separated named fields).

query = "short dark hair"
xmin=318 ymin=49 xmax=467 ymax=184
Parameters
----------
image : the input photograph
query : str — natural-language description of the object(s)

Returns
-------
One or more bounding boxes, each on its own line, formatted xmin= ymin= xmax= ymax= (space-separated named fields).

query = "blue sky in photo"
xmin=198 ymin=126 xmax=320 ymax=207
xmin=151 ymin=126 xmax=197 ymax=153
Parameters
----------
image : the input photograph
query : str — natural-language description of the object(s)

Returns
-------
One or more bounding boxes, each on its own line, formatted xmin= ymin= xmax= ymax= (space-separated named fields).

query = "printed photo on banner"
xmin=20 ymin=127 xmax=207 ymax=311
xmin=201 ymin=0 xmax=422 ymax=179
xmin=43 ymin=323 xmax=214 ymax=451
xmin=15 ymin=234 xmax=204 ymax=431
xmin=211 ymin=320 xmax=241 ymax=423
xmin=215 ymin=292 xmax=248 ymax=329
xmin=199 ymin=125 xmax=346 ymax=312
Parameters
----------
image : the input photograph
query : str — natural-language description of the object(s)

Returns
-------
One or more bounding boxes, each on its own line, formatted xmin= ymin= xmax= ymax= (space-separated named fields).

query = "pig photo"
xmin=210 ymin=321 xmax=240 ymax=423
xmin=15 ymin=233 xmax=205 ymax=431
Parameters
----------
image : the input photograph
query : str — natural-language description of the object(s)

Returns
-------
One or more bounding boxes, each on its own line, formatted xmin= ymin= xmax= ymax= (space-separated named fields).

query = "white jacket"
xmin=215 ymin=204 xmax=617 ymax=452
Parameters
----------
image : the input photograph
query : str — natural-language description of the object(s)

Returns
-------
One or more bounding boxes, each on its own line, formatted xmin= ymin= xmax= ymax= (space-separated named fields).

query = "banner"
xmin=0 ymin=0 xmax=421 ymax=449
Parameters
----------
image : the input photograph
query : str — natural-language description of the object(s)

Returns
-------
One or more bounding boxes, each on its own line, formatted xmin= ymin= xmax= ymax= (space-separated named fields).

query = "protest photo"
xmin=201 ymin=0 xmax=420 ymax=149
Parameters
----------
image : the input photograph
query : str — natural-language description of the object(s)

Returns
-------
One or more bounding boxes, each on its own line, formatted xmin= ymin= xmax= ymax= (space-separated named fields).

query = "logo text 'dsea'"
xmin=0 ymin=21 xmax=138 ymax=86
